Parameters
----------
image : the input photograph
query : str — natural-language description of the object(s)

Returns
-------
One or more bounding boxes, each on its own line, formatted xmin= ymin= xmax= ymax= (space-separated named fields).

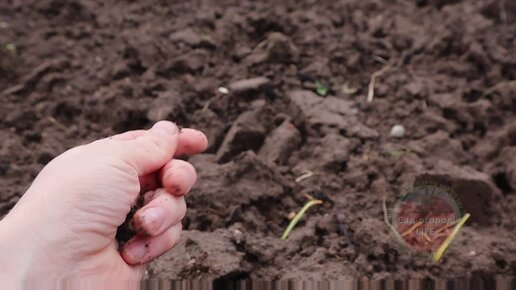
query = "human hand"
xmin=0 ymin=121 xmax=207 ymax=289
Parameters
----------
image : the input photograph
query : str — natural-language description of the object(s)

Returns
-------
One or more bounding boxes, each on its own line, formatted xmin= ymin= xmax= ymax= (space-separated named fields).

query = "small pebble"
xmin=232 ymin=229 xmax=243 ymax=243
xmin=232 ymin=229 xmax=246 ymax=245
xmin=218 ymin=87 xmax=229 ymax=94
xmin=390 ymin=124 xmax=405 ymax=138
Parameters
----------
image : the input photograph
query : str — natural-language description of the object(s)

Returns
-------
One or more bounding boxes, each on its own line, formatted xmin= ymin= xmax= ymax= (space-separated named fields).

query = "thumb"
xmin=116 ymin=121 xmax=180 ymax=176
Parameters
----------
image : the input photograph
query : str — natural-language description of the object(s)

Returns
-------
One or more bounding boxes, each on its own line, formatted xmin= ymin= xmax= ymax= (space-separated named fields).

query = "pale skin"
xmin=0 ymin=121 xmax=208 ymax=289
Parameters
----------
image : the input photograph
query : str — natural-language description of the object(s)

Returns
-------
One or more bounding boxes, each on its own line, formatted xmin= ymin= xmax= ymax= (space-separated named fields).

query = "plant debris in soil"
xmin=1 ymin=0 xmax=516 ymax=280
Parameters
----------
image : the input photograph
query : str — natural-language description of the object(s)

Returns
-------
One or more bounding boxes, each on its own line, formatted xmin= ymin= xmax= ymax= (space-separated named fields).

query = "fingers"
xmin=138 ymin=158 xmax=197 ymax=194
xmin=123 ymin=186 xmax=188 ymax=265
xmin=132 ymin=189 xmax=186 ymax=236
xmin=122 ymin=222 xmax=182 ymax=265
xmin=160 ymin=159 xmax=197 ymax=196
xmin=111 ymin=127 xmax=208 ymax=157
xmin=111 ymin=130 xmax=146 ymax=141
xmin=119 ymin=121 xmax=180 ymax=176
xmin=175 ymin=128 xmax=208 ymax=157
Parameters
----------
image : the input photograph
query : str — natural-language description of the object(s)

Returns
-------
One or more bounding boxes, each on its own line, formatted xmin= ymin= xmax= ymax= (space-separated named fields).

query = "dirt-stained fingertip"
xmin=175 ymin=128 xmax=208 ymax=156
xmin=122 ymin=223 xmax=182 ymax=266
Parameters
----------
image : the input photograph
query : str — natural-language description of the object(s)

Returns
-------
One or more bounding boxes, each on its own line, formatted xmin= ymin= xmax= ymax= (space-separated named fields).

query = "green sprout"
xmin=315 ymin=81 xmax=329 ymax=96
xmin=390 ymin=148 xmax=410 ymax=158
xmin=5 ymin=43 xmax=16 ymax=52
xmin=481 ymin=80 xmax=516 ymax=98
xmin=432 ymin=213 xmax=471 ymax=262
xmin=390 ymin=149 xmax=405 ymax=158
xmin=281 ymin=199 xmax=323 ymax=240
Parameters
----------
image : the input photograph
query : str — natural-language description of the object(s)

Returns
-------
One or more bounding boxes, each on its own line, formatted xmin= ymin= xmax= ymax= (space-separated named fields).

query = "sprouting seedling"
xmin=5 ymin=43 xmax=16 ymax=52
xmin=481 ymin=80 xmax=516 ymax=98
xmin=315 ymin=81 xmax=329 ymax=96
xmin=390 ymin=148 xmax=411 ymax=158
xmin=390 ymin=149 xmax=405 ymax=158
xmin=281 ymin=199 xmax=323 ymax=240
xmin=432 ymin=213 xmax=471 ymax=262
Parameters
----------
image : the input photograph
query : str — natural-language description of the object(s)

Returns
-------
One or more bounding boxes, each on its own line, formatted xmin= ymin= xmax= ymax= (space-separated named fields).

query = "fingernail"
xmin=151 ymin=121 xmax=178 ymax=136
xmin=124 ymin=239 xmax=149 ymax=263
xmin=137 ymin=207 xmax=165 ymax=235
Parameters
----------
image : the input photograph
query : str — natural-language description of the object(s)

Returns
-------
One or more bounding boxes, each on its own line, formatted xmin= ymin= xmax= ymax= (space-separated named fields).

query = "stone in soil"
xmin=389 ymin=125 xmax=405 ymax=138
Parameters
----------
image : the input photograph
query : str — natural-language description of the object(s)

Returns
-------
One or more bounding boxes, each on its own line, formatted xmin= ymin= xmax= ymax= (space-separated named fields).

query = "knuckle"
xmin=147 ymin=139 xmax=169 ymax=158
xmin=137 ymin=133 xmax=172 ymax=159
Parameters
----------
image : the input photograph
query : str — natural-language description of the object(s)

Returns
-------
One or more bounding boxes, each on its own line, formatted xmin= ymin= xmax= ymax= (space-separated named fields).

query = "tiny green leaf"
xmin=5 ymin=43 xmax=16 ymax=52
xmin=390 ymin=149 xmax=405 ymax=158
xmin=315 ymin=81 xmax=329 ymax=96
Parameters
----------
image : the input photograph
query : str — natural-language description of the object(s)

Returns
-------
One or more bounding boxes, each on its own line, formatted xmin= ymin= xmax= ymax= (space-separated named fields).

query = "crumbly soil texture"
xmin=1 ymin=0 xmax=516 ymax=280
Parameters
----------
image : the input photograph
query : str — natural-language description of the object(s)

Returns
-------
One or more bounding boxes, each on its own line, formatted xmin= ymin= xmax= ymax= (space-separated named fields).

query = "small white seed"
xmin=390 ymin=124 xmax=405 ymax=138
xmin=232 ymin=229 xmax=244 ymax=244
xmin=218 ymin=87 xmax=229 ymax=94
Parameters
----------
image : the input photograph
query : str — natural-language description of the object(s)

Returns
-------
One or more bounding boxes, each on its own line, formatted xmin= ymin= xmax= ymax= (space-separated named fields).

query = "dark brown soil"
xmin=1 ymin=0 xmax=516 ymax=280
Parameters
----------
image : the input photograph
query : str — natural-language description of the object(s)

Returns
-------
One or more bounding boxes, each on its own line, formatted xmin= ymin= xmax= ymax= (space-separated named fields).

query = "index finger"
xmin=111 ymin=128 xmax=208 ymax=157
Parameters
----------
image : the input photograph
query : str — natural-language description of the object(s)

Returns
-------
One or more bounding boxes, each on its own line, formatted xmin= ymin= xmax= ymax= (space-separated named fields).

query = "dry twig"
xmin=481 ymin=80 xmax=516 ymax=98
xmin=367 ymin=63 xmax=393 ymax=103
xmin=295 ymin=170 xmax=314 ymax=183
